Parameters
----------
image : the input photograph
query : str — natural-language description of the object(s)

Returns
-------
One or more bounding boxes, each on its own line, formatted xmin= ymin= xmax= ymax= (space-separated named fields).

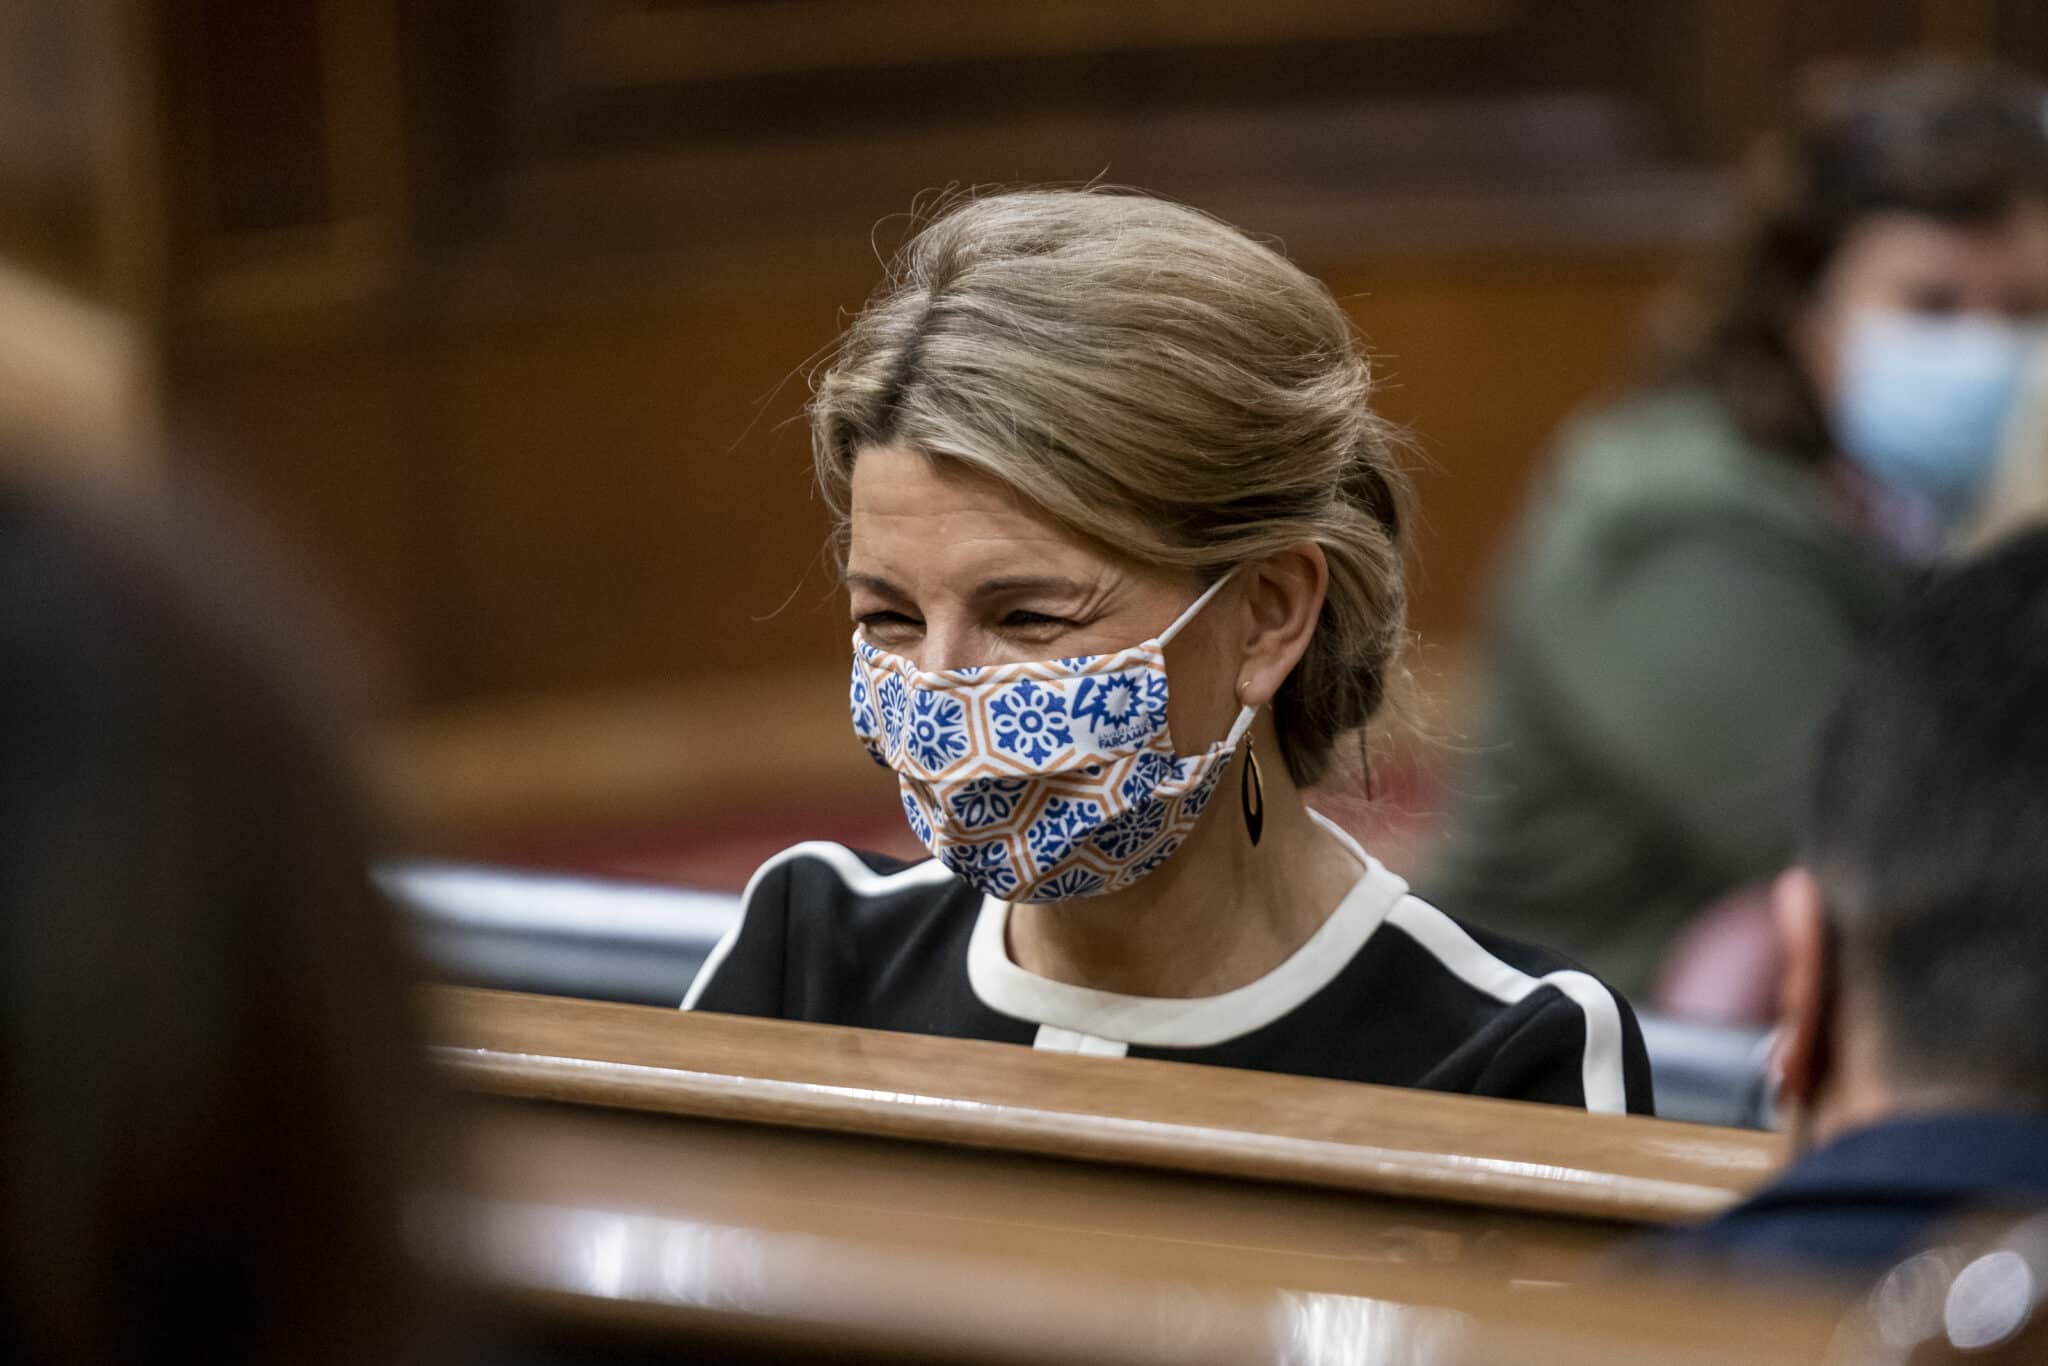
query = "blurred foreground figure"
xmin=1426 ymin=61 xmax=2048 ymax=1005
xmin=0 ymin=470 xmax=431 ymax=1363
xmin=1654 ymin=528 xmax=2048 ymax=1276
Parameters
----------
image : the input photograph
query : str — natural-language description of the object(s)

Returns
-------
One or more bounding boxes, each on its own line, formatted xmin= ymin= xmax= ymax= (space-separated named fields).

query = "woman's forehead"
xmin=847 ymin=446 xmax=1116 ymax=586
xmin=1830 ymin=206 xmax=2048 ymax=291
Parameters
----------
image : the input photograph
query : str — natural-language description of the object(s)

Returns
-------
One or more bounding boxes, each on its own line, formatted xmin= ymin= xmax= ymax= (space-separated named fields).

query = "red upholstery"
xmin=1650 ymin=883 xmax=1784 ymax=1027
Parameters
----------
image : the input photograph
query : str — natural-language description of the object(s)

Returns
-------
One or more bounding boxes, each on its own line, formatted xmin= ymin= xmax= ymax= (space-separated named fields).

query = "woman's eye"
xmin=857 ymin=610 xmax=921 ymax=635
xmin=1000 ymin=610 xmax=1069 ymax=631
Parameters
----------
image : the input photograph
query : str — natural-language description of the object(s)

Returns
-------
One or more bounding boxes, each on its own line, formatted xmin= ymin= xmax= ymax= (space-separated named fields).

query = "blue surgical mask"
xmin=1832 ymin=311 xmax=2044 ymax=528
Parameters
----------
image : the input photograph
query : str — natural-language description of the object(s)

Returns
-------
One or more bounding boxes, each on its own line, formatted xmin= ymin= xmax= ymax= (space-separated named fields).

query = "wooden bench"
xmin=447 ymin=1120 xmax=1841 ymax=1365
xmin=416 ymin=988 xmax=1845 ymax=1362
xmin=425 ymin=986 xmax=1783 ymax=1285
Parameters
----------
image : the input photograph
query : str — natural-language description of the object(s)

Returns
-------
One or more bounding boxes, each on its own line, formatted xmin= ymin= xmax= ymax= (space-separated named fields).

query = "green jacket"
xmin=1419 ymin=388 xmax=1904 ymax=999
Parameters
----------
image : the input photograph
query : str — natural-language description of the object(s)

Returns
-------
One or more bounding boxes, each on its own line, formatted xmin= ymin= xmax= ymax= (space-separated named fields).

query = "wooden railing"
xmin=426 ymin=987 xmax=1782 ymax=1277
xmin=420 ymin=987 xmax=1837 ymax=1362
xmin=449 ymin=1110 xmax=1842 ymax=1366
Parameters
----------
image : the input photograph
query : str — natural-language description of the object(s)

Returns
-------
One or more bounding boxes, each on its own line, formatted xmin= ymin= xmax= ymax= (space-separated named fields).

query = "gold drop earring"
xmin=1238 ymin=678 xmax=1264 ymax=847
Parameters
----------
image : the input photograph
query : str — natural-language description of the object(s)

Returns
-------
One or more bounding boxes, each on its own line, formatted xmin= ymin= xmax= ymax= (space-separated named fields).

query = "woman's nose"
xmin=919 ymin=621 xmax=983 ymax=673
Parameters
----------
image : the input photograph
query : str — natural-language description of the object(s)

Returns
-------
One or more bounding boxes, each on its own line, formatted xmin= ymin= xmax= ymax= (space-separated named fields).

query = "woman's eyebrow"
xmin=843 ymin=572 xmax=908 ymax=598
xmin=970 ymin=575 xmax=1090 ymax=602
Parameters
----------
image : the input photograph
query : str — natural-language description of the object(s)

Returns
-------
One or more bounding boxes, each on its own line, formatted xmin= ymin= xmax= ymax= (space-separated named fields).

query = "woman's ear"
xmin=1772 ymin=866 xmax=1831 ymax=1115
xmin=1237 ymin=543 xmax=1328 ymax=707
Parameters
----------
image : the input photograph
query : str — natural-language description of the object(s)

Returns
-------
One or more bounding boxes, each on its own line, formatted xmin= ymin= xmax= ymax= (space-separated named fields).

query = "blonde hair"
xmin=810 ymin=188 xmax=1410 ymax=787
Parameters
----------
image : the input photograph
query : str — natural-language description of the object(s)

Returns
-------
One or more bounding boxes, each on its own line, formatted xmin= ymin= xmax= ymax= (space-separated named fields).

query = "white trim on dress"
xmin=966 ymin=812 xmax=1404 ymax=1049
xmin=1380 ymin=899 xmax=1629 ymax=1115
xmin=682 ymin=841 xmax=956 ymax=1009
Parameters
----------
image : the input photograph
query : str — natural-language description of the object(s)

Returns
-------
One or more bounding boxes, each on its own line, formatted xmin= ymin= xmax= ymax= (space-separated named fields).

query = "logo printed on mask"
xmin=1071 ymin=672 xmax=1169 ymax=749
xmin=850 ymin=573 xmax=1255 ymax=903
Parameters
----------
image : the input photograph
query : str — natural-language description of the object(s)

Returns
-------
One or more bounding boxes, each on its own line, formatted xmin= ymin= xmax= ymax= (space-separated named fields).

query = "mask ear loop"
xmin=1158 ymin=569 xmax=1260 ymax=759
xmin=1154 ymin=567 xmax=1238 ymax=648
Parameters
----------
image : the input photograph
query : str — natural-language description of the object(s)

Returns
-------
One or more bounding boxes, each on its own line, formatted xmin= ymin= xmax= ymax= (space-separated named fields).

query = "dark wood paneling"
xmin=172 ymin=336 xmax=435 ymax=686
xmin=429 ymin=290 xmax=847 ymax=695
xmin=0 ymin=1 xmax=102 ymax=290
xmin=1324 ymin=252 xmax=1679 ymax=644
xmin=0 ymin=0 xmax=166 ymax=312
xmin=183 ymin=0 xmax=333 ymax=235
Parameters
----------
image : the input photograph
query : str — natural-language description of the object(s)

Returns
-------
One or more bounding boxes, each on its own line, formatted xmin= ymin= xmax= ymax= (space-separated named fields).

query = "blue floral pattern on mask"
xmin=875 ymin=672 xmax=908 ymax=759
xmin=1127 ymin=836 xmax=1183 ymax=881
xmin=940 ymin=839 xmax=1018 ymax=897
xmin=1092 ymin=801 xmax=1166 ymax=861
xmin=1026 ymin=795 xmax=1103 ymax=870
xmin=948 ymin=777 xmax=1029 ymax=831
xmin=1119 ymin=751 xmax=1186 ymax=805
xmin=1181 ymin=752 xmax=1228 ymax=818
xmin=849 ymin=668 xmax=884 ymax=763
xmin=901 ymin=790 xmax=932 ymax=846
xmin=1039 ymin=867 xmax=1107 ymax=900
xmin=905 ymin=690 xmax=969 ymax=771
xmin=989 ymin=678 xmax=1072 ymax=765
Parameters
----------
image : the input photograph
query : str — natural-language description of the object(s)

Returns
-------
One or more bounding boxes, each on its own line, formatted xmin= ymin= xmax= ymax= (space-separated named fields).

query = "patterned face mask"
xmin=849 ymin=574 xmax=1254 ymax=903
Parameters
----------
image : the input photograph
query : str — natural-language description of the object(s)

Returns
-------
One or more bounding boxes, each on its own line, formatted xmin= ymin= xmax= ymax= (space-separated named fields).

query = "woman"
xmin=0 ymin=472 xmax=434 ymax=1364
xmin=1422 ymin=61 xmax=2048 ymax=1005
xmin=687 ymin=188 xmax=1652 ymax=1115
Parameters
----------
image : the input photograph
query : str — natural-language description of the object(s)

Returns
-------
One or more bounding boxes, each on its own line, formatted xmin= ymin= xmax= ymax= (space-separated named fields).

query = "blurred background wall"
xmin=5 ymin=0 xmax=2044 ymax=884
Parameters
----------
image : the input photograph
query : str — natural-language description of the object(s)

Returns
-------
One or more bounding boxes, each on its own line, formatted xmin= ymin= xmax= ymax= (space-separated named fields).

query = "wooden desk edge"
xmin=433 ymin=1041 xmax=1745 ymax=1226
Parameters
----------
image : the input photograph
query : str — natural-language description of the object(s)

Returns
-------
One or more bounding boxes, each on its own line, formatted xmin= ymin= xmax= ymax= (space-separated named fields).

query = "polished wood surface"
xmin=427 ymin=987 xmax=1783 ymax=1228
xmin=422 ymin=990 xmax=1840 ymax=1361
xmin=446 ymin=1098 xmax=1840 ymax=1365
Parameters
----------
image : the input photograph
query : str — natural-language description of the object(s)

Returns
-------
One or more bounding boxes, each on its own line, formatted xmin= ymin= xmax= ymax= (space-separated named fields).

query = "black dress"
xmin=687 ymin=817 xmax=1654 ymax=1115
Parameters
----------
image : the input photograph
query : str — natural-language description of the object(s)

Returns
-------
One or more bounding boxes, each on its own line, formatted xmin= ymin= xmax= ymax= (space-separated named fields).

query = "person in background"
xmin=1955 ymin=340 xmax=2048 ymax=553
xmin=1650 ymin=527 xmax=2048 ymax=1277
xmin=1423 ymin=61 xmax=2048 ymax=1007
xmin=0 ymin=470 xmax=434 ymax=1364
xmin=687 ymin=187 xmax=1652 ymax=1115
